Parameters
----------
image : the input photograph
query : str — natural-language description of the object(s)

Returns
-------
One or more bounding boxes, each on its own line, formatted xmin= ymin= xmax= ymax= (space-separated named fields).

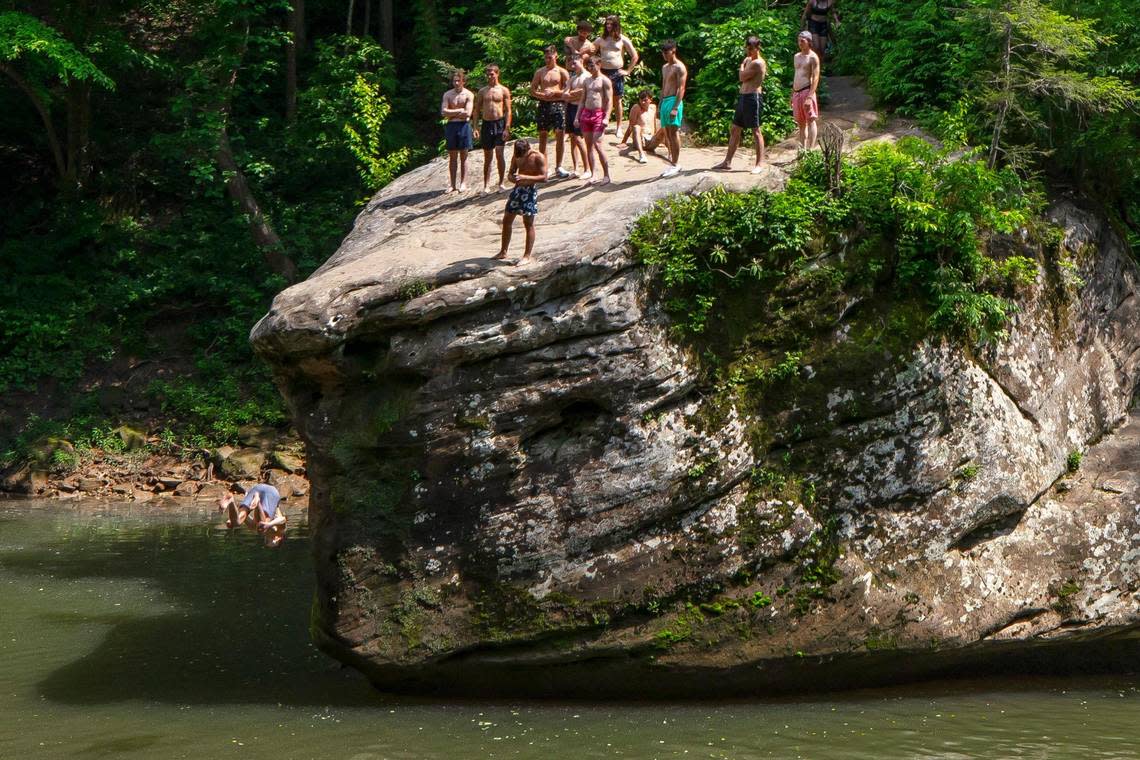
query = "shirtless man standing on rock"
xmin=440 ymin=69 xmax=474 ymax=193
xmin=494 ymin=139 xmax=547 ymax=264
xmin=564 ymin=53 xmax=590 ymax=179
xmin=792 ymin=30 xmax=821 ymax=150
xmin=575 ymin=56 xmax=613 ymax=185
xmin=713 ymin=35 xmax=767 ymax=173
xmin=530 ymin=45 xmax=570 ymax=179
xmin=658 ymin=39 xmax=688 ymax=178
xmin=474 ymin=64 xmax=512 ymax=193
xmin=595 ymin=15 xmax=639 ymax=137
xmin=564 ymin=20 xmax=596 ymax=63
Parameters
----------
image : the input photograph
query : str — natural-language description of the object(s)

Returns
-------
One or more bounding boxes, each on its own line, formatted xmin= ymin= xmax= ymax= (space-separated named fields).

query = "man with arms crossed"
xmin=473 ymin=64 xmax=513 ymax=193
xmin=440 ymin=69 xmax=474 ymax=193
xmin=494 ymin=139 xmax=548 ymax=264
xmin=574 ymin=56 xmax=613 ymax=185
xmin=595 ymin=15 xmax=639 ymax=137
xmin=564 ymin=52 xmax=590 ymax=179
xmin=713 ymin=36 xmax=767 ymax=173
xmin=564 ymin=20 xmax=596 ymax=62
xmin=530 ymin=45 xmax=570 ymax=178
xmin=658 ymin=39 xmax=687 ymax=178
xmin=792 ymin=30 xmax=821 ymax=150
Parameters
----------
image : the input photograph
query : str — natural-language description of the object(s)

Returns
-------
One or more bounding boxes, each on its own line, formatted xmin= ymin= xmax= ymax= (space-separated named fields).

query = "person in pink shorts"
xmin=791 ymin=30 xmax=821 ymax=149
xmin=574 ymin=56 xmax=613 ymax=185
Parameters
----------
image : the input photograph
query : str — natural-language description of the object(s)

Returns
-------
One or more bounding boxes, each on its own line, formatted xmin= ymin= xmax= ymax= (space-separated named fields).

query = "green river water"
xmin=1 ymin=501 xmax=1137 ymax=759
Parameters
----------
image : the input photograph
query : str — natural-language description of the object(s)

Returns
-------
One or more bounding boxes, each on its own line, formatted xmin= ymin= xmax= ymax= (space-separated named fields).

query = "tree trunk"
xmin=362 ymin=0 xmax=371 ymax=38
xmin=988 ymin=21 xmax=1012 ymax=170
xmin=0 ymin=62 xmax=68 ymax=181
xmin=217 ymin=24 xmax=299 ymax=282
xmin=379 ymin=0 xmax=394 ymax=50
xmin=286 ymin=0 xmax=303 ymax=122
xmin=346 ymin=0 xmax=355 ymax=36
xmin=216 ymin=128 xmax=299 ymax=282
xmin=65 ymin=79 xmax=92 ymax=186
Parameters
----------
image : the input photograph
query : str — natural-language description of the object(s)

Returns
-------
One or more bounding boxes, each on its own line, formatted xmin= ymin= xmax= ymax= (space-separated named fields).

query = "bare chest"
xmin=539 ymin=68 xmax=563 ymax=89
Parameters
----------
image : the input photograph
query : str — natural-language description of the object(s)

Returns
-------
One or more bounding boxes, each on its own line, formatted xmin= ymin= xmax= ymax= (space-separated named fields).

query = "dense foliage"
xmin=837 ymin=0 xmax=1138 ymax=242
xmin=633 ymin=139 xmax=1044 ymax=344
xmin=0 ymin=1 xmax=412 ymax=460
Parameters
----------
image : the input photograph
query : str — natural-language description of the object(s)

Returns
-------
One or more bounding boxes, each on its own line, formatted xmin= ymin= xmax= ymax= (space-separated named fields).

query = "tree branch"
xmin=0 ymin=61 xmax=67 ymax=180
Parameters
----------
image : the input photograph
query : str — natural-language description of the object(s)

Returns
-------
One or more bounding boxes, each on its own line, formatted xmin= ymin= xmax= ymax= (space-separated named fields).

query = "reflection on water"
xmin=0 ymin=501 xmax=1137 ymax=759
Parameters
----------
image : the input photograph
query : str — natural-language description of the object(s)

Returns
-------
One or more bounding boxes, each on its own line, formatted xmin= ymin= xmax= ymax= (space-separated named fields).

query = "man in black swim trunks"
xmin=530 ymin=45 xmax=570 ymax=179
xmin=494 ymin=139 xmax=547 ymax=264
xmin=474 ymin=64 xmax=513 ymax=193
xmin=440 ymin=68 xmax=474 ymax=193
xmin=712 ymin=36 xmax=767 ymax=173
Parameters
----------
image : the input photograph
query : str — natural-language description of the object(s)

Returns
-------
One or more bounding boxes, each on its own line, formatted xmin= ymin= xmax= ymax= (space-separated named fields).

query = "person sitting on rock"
xmin=219 ymin=483 xmax=287 ymax=547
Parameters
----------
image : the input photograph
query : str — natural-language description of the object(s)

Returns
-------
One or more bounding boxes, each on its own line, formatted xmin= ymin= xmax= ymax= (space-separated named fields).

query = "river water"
xmin=1 ymin=501 xmax=1137 ymax=759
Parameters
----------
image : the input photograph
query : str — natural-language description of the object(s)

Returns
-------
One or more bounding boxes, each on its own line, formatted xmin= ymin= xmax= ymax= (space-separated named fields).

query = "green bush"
xmin=634 ymin=139 xmax=1040 ymax=344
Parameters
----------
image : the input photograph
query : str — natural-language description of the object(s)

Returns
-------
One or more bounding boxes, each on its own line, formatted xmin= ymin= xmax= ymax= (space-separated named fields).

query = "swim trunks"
xmin=578 ymin=107 xmax=607 ymax=134
xmin=566 ymin=104 xmax=582 ymax=136
xmin=733 ymin=92 xmax=763 ymax=129
xmin=242 ymin=483 xmax=281 ymax=519
xmin=536 ymin=100 xmax=566 ymax=132
xmin=601 ymin=68 xmax=625 ymax=98
xmin=480 ymin=118 xmax=507 ymax=149
xmin=444 ymin=120 xmax=473 ymax=150
xmin=791 ymin=88 xmax=819 ymax=125
xmin=505 ymin=185 xmax=538 ymax=217
xmin=660 ymin=96 xmax=684 ymax=128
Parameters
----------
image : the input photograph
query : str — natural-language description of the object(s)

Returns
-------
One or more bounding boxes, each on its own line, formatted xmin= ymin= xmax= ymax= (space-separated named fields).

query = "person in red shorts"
xmin=791 ymin=30 xmax=820 ymax=150
xmin=574 ymin=56 xmax=613 ymax=186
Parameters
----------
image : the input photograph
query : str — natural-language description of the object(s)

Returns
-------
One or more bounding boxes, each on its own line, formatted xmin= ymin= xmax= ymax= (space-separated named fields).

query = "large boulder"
xmin=217 ymin=448 xmax=267 ymax=480
xmin=252 ymin=142 xmax=1140 ymax=697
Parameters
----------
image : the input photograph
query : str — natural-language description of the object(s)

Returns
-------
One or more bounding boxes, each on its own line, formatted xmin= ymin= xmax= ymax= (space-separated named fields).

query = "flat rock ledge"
xmin=252 ymin=82 xmax=1139 ymax=696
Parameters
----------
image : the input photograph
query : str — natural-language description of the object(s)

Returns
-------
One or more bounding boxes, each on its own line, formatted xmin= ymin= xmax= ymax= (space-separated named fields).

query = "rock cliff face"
xmin=252 ymin=138 xmax=1140 ymax=695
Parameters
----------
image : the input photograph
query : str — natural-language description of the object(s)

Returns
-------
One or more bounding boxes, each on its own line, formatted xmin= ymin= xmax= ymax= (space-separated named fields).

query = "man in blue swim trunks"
xmin=493 ymin=139 xmax=547 ymax=265
xmin=440 ymin=69 xmax=475 ymax=193
xmin=219 ymin=483 xmax=288 ymax=547
xmin=658 ymin=39 xmax=688 ymax=178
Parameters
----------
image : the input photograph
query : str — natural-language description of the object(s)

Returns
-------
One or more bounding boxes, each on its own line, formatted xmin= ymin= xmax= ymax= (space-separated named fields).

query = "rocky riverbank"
xmin=0 ymin=423 xmax=310 ymax=508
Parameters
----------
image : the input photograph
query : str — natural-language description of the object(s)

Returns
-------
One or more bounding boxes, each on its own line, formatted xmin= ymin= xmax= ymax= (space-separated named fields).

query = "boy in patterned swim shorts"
xmin=494 ymin=140 xmax=548 ymax=264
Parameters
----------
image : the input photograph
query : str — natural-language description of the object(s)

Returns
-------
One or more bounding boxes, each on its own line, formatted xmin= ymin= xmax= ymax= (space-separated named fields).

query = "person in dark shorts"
xmin=474 ymin=64 xmax=513 ymax=193
xmin=219 ymin=483 xmax=288 ymax=548
xmin=564 ymin=19 xmax=596 ymax=62
xmin=713 ymin=36 xmax=768 ymax=173
xmin=800 ymin=0 xmax=839 ymax=61
xmin=564 ymin=52 xmax=589 ymax=178
xmin=494 ymin=139 xmax=548 ymax=264
xmin=440 ymin=69 xmax=474 ymax=193
xmin=530 ymin=45 xmax=570 ymax=178
xmin=595 ymin=15 xmax=639 ymax=136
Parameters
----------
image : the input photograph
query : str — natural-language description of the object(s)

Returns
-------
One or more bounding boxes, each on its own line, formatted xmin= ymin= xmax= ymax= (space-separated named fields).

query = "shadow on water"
xmin=0 ymin=512 xmax=384 ymax=708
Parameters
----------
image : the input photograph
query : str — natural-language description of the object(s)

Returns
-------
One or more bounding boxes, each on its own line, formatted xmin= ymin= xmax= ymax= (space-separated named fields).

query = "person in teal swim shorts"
xmin=658 ymin=39 xmax=688 ymax=177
